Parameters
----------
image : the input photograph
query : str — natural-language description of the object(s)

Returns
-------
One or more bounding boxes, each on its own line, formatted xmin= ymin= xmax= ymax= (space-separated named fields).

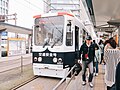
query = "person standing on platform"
xmin=79 ymin=35 xmax=95 ymax=88
xmin=99 ymin=39 xmax=105 ymax=64
xmin=93 ymin=40 xmax=100 ymax=76
xmin=104 ymin=37 xmax=117 ymax=51
xmin=104 ymin=38 xmax=119 ymax=90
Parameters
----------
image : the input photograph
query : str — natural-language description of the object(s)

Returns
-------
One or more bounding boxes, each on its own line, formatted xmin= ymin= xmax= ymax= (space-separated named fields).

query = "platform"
xmin=66 ymin=64 xmax=107 ymax=90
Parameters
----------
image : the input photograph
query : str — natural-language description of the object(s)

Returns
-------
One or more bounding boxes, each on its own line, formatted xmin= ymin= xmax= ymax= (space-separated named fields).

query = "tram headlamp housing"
xmin=53 ymin=57 xmax=57 ymax=63
xmin=58 ymin=58 xmax=62 ymax=62
xmin=57 ymin=58 xmax=63 ymax=64
xmin=38 ymin=57 xmax=42 ymax=62
xmin=53 ymin=53 xmax=57 ymax=57
xmin=34 ymin=57 xmax=37 ymax=61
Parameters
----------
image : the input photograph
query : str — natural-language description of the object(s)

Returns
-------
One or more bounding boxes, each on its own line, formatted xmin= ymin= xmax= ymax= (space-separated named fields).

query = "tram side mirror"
xmin=67 ymin=21 xmax=72 ymax=32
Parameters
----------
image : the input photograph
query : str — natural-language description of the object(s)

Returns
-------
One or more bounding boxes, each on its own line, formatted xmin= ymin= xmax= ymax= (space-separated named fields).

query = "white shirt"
xmin=104 ymin=49 xmax=120 ymax=87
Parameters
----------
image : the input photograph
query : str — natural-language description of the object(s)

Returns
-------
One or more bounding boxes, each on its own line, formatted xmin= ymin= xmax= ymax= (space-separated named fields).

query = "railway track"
xmin=11 ymin=76 xmax=39 ymax=90
xmin=11 ymin=76 xmax=61 ymax=90
xmin=10 ymin=65 xmax=77 ymax=90
xmin=10 ymin=73 xmax=76 ymax=90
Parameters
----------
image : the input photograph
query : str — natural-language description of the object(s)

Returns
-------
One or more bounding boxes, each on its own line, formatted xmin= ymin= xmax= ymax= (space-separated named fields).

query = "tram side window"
xmin=66 ymin=20 xmax=73 ymax=46
xmin=66 ymin=32 xmax=73 ymax=46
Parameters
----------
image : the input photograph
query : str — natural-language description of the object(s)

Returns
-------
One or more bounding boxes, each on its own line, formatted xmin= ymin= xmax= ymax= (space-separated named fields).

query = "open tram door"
xmin=74 ymin=26 xmax=82 ymax=75
xmin=75 ymin=26 xmax=79 ymax=51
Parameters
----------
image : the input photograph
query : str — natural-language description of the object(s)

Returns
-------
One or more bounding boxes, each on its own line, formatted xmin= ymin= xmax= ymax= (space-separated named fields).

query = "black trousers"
xmin=107 ymin=84 xmax=116 ymax=90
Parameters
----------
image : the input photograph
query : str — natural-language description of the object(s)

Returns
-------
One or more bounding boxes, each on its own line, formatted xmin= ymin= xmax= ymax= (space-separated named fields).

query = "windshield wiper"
xmin=51 ymin=35 xmax=63 ymax=48
xmin=43 ymin=38 xmax=50 ymax=48
xmin=51 ymin=38 xmax=60 ymax=48
xmin=51 ymin=29 xmax=63 ymax=48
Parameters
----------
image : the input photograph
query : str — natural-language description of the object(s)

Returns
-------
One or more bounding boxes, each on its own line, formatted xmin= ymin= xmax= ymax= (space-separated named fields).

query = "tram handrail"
xmin=53 ymin=64 xmax=76 ymax=90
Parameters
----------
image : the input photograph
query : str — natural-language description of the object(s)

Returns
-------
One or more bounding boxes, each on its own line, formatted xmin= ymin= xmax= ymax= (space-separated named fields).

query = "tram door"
xmin=75 ymin=26 xmax=79 ymax=60
xmin=75 ymin=26 xmax=79 ymax=51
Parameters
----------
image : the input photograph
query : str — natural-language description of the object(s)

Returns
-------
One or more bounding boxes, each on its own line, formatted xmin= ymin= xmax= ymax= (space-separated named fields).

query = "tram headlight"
xmin=53 ymin=53 xmax=57 ymax=57
xmin=53 ymin=57 xmax=57 ymax=63
xmin=38 ymin=57 xmax=42 ymax=62
xmin=58 ymin=58 xmax=62 ymax=62
xmin=57 ymin=58 xmax=63 ymax=64
xmin=34 ymin=57 xmax=37 ymax=61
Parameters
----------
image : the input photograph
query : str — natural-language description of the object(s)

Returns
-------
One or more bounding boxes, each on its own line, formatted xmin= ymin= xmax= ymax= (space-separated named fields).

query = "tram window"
xmin=34 ymin=16 xmax=64 ymax=46
xmin=66 ymin=32 xmax=73 ymax=46
xmin=66 ymin=20 xmax=73 ymax=46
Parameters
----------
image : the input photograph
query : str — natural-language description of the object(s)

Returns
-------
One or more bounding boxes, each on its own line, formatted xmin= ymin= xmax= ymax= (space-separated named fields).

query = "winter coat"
xmin=79 ymin=43 xmax=95 ymax=64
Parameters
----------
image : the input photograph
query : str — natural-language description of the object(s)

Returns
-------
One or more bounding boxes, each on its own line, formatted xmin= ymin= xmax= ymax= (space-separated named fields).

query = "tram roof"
xmin=33 ymin=12 xmax=74 ymax=19
xmin=0 ymin=22 xmax=32 ymax=34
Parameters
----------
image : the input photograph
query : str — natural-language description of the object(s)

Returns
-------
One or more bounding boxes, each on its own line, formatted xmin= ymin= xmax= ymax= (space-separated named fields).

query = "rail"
xmin=53 ymin=64 xmax=77 ymax=90
xmin=11 ymin=76 xmax=38 ymax=90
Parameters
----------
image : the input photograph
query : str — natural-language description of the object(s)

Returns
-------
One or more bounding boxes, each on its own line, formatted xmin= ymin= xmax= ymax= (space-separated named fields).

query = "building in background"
xmin=44 ymin=0 xmax=81 ymax=18
xmin=0 ymin=0 xmax=9 ymax=22
xmin=8 ymin=0 xmax=44 ymax=28
xmin=0 ymin=0 xmax=33 ymax=57
xmin=0 ymin=0 xmax=9 ymax=15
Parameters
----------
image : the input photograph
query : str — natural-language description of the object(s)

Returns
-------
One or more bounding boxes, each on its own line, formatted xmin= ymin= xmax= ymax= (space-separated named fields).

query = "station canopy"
xmin=91 ymin=0 xmax=120 ymax=32
xmin=0 ymin=22 xmax=32 ymax=34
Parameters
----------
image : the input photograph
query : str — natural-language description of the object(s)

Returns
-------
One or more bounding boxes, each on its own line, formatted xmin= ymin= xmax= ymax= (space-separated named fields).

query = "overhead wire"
xmin=13 ymin=1 xmax=35 ymax=13
xmin=42 ymin=0 xmax=80 ymax=17
xmin=9 ymin=0 xmax=44 ymax=27
xmin=8 ymin=0 xmax=30 ymax=24
xmin=70 ymin=0 xmax=81 ymax=17
xmin=42 ymin=0 xmax=57 ymax=11
xmin=71 ymin=0 xmax=79 ymax=10
xmin=24 ymin=0 xmax=43 ymax=11
xmin=13 ymin=0 xmax=43 ymax=13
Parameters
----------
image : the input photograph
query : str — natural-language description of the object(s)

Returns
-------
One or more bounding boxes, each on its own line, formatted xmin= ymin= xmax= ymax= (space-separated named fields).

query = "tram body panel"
xmin=33 ymin=63 xmax=69 ymax=78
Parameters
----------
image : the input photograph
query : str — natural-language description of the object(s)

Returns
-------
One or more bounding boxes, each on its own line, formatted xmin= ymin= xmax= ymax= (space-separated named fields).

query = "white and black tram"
xmin=32 ymin=12 xmax=95 ymax=78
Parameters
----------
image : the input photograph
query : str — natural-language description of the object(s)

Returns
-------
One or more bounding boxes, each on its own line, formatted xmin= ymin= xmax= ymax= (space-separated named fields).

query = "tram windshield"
xmin=34 ymin=16 xmax=64 ymax=47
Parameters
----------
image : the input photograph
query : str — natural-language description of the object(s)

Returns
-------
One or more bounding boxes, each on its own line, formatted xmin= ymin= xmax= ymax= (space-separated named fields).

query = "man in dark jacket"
xmin=79 ymin=35 xmax=95 ymax=88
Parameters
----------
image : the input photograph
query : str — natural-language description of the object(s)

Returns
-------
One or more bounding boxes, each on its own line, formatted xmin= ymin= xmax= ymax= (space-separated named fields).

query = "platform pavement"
xmin=66 ymin=64 xmax=107 ymax=90
xmin=0 ymin=53 xmax=32 ymax=62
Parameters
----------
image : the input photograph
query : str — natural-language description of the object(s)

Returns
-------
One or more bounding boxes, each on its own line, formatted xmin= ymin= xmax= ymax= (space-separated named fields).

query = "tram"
xmin=32 ymin=12 xmax=96 ymax=78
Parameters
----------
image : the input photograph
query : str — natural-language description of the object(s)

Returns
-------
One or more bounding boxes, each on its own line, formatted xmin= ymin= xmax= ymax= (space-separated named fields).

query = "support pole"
xmin=21 ymin=56 xmax=23 ymax=73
